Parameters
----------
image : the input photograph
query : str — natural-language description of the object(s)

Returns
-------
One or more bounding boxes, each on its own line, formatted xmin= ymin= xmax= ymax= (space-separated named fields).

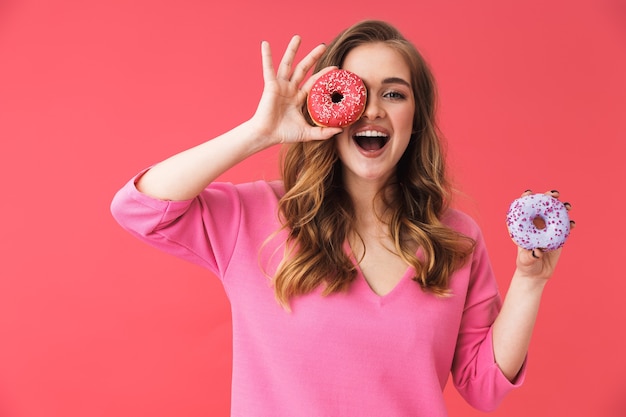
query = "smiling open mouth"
xmin=353 ymin=130 xmax=389 ymax=151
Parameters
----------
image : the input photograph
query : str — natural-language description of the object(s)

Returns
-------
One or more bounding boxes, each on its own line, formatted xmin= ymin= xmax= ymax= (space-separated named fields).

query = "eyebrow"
xmin=382 ymin=77 xmax=411 ymax=87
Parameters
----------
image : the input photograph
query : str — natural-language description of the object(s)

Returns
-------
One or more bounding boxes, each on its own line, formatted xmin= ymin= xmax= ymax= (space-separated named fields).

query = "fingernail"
xmin=524 ymin=189 xmax=532 ymax=193
xmin=564 ymin=202 xmax=571 ymax=208
xmin=551 ymin=189 xmax=559 ymax=194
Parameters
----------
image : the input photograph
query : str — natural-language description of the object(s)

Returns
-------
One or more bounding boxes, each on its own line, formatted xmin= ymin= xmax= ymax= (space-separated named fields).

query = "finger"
xmin=290 ymin=43 xmax=329 ymax=87
xmin=307 ymin=125 xmax=343 ymax=141
xmin=276 ymin=35 xmax=301 ymax=81
xmin=261 ymin=40 xmax=276 ymax=83
xmin=563 ymin=202 xmax=575 ymax=229
xmin=547 ymin=189 xmax=560 ymax=198
xmin=522 ymin=189 xmax=533 ymax=197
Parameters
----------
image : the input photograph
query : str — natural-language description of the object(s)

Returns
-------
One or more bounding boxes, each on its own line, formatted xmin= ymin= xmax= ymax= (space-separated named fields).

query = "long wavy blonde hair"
xmin=272 ymin=20 xmax=474 ymax=306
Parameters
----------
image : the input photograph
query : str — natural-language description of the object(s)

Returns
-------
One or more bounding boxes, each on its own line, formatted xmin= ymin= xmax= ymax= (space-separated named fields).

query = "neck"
xmin=343 ymin=176 xmax=397 ymax=229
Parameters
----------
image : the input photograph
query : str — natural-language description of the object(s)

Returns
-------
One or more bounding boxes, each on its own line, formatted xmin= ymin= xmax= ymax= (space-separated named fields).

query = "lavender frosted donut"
xmin=307 ymin=69 xmax=367 ymax=127
xmin=506 ymin=194 xmax=570 ymax=251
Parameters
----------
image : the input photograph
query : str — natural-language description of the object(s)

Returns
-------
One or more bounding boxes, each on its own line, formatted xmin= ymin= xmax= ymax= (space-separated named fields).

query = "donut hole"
xmin=532 ymin=216 xmax=547 ymax=230
xmin=331 ymin=91 xmax=344 ymax=103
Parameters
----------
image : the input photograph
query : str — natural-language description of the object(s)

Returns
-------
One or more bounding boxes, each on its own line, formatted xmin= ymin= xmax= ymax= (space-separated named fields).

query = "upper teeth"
xmin=354 ymin=130 xmax=388 ymax=137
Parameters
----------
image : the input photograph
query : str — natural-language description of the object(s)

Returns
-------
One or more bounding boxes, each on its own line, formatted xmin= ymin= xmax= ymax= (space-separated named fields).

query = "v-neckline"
xmin=343 ymin=241 xmax=418 ymax=302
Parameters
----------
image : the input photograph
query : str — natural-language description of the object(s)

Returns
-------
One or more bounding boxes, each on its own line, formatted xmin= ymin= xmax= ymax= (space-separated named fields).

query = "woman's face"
xmin=335 ymin=42 xmax=415 ymax=191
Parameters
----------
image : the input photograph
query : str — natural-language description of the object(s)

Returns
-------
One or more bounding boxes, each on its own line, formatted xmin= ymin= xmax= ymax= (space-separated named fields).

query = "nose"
xmin=361 ymin=95 xmax=385 ymax=120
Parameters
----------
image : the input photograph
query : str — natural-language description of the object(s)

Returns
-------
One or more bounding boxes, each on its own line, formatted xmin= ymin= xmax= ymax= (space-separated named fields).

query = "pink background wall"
xmin=1 ymin=0 xmax=625 ymax=415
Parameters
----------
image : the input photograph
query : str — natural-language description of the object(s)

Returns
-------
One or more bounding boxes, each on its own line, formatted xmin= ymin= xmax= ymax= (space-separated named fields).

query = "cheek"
xmin=388 ymin=104 xmax=416 ymax=144
xmin=399 ymin=106 xmax=416 ymax=133
xmin=394 ymin=111 xmax=414 ymax=148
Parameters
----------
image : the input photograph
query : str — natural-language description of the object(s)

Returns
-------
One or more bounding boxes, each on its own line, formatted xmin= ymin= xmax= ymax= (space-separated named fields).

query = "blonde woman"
xmin=111 ymin=20 xmax=573 ymax=416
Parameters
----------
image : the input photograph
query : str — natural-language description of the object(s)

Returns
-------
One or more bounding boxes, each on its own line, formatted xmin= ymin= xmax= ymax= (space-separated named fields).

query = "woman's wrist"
xmin=510 ymin=270 xmax=549 ymax=294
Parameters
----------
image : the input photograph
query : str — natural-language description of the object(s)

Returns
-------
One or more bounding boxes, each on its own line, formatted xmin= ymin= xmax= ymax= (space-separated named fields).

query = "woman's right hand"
xmin=249 ymin=35 xmax=343 ymax=146
xmin=134 ymin=36 xmax=341 ymax=201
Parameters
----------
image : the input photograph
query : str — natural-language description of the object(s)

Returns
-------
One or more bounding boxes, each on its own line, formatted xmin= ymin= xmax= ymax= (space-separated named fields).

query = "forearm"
xmin=492 ymin=272 xmax=548 ymax=381
xmin=136 ymin=120 xmax=274 ymax=201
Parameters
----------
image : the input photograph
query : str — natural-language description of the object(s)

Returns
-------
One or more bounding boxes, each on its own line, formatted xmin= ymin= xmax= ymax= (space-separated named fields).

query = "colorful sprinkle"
xmin=506 ymin=193 xmax=570 ymax=251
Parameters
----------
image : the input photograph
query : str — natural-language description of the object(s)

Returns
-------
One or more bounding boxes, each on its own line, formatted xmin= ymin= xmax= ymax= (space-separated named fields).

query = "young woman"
xmin=111 ymin=20 xmax=573 ymax=416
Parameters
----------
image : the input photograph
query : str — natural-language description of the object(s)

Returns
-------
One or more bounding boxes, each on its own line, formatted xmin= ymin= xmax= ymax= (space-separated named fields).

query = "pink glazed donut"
xmin=307 ymin=69 xmax=367 ymax=127
xmin=506 ymin=194 xmax=570 ymax=251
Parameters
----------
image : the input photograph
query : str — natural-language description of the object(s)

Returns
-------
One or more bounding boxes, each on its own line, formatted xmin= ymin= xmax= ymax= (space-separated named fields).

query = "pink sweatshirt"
xmin=111 ymin=173 xmax=525 ymax=416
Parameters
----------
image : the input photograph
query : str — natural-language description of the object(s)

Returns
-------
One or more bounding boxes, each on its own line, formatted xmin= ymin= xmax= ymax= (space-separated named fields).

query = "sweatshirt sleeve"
xmin=109 ymin=170 xmax=243 ymax=277
xmin=450 ymin=220 xmax=527 ymax=412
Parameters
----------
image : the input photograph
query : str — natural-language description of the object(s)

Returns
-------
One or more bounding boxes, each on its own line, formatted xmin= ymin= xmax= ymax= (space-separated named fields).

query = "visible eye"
xmin=383 ymin=90 xmax=407 ymax=100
